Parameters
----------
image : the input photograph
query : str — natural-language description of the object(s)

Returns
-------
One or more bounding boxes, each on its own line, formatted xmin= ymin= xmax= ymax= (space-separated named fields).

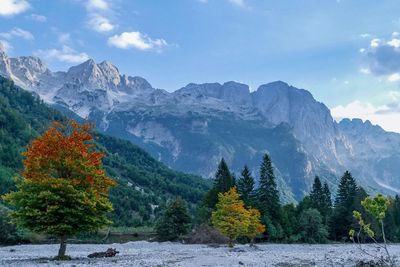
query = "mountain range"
xmin=1 ymin=43 xmax=399 ymax=201
xmin=0 ymin=75 xmax=210 ymax=226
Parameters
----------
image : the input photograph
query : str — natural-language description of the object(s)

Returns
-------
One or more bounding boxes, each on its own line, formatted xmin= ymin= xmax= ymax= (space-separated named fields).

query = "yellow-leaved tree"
xmin=245 ymin=208 xmax=265 ymax=246
xmin=212 ymin=187 xmax=265 ymax=247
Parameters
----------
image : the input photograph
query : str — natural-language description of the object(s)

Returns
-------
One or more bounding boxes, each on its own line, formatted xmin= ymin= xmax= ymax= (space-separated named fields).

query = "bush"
xmin=155 ymin=198 xmax=191 ymax=241
xmin=184 ymin=224 xmax=229 ymax=244
xmin=0 ymin=205 xmax=22 ymax=244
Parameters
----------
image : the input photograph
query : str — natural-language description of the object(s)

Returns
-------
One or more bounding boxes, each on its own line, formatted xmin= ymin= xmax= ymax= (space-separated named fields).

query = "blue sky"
xmin=1 ymin=0 xmax=400 ymax=132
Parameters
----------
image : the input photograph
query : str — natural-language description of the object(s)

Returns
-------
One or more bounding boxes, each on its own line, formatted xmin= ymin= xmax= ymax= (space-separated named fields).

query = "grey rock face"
xmin=2 ymin=49 xmax=400 ymax=200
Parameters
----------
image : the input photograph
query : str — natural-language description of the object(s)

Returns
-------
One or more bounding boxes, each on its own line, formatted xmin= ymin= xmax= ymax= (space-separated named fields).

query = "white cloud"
xmin=82 ymin=0 xmax=117 ymax=33
xmin=88 ymin=14 xmax=115 ymax=32
xmin=360 ymin=33 xmax=372 ymax=38
xmin=0 ymin=40 xmax=13 ymax=53
xmin=359 ymin=67 xmax=370 ymax=74
xmin=370 ymin=38 xmax=381 ymax=48
xmin=331 ymin=100 xmax=400 ymax=133
xmin=388 ymin=73 xmax=400 ymax=82
xmin=387 ymin=38 xmax=400 ymax=48
xmin=34 ymin=46 xmax=89 ymax=63
xmin=86 ymin=0 xmax=109 ymax=10
xmin=392 ymin=32 xmax=400 ymax=37
xmin=0 ymin=27 xmax=34 ymax=40
xmin=27 ymin=13 xmax=47 ymax=22
xmin=0 ymin=0 xmax=30 ymax=16
xmin=108 ymin=31 xmax=168 ymax=51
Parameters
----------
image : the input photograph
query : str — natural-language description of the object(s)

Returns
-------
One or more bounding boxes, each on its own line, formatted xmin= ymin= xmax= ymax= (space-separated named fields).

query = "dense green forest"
xmin=0 ymin=76 xmax=211 ymax=228
xmin=197 ymin=156 xmax=400 ymax=243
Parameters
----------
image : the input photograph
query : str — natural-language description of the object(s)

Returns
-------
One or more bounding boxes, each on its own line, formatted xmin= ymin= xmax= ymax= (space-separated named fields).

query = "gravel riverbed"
xmin=1 ymin=241 xmax=399 ymax=266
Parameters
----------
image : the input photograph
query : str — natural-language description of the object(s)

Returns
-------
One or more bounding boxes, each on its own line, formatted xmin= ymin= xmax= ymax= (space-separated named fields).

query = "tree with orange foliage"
xmin=212 ymin=187 xmax=265 ymax=247
xmin=3 ymin=121 xmax=115 ymax=259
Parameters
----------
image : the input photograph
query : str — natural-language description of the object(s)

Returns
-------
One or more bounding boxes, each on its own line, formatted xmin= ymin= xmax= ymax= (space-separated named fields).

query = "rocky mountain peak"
xmin=10 ymin=56 xmax=48 ymax=74
xmin=175 ymin=81 xmax=251 ymax=106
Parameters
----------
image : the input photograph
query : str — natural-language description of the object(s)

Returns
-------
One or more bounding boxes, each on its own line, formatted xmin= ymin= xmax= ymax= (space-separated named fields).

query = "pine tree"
xmin=385 ymin=195 xmax=400 ymax=241
xmin=310 ymin=177 xmax=332 ymax=221
xmin=335 ymin=171 xmax=357 ymax=207
xmin=155 ymin=198 xmax=192 ymax=241
xmin=214 ymin=158 xmax=235 ymax=193
xmin=258 ymin=154 xmax=280 ymax=220
xmin=202 ymin=158 xmax=235 ymax=210
xmin=330 ymin=171 xmax=358 ymax=240
xmin=323 ymin=182 xmax=332 ymax=212
xmin=3 ymin=121 xmax=115 ymax=259
xmin=237 ymin=165 xmax=255 ymax=207
xmin=310 ymin=176 xmax=324 ymax=211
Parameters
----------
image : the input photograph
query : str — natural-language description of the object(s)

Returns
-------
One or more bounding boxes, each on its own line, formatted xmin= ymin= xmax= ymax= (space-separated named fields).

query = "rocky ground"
xmin=0 ymin=241 xmax=399 ymax=266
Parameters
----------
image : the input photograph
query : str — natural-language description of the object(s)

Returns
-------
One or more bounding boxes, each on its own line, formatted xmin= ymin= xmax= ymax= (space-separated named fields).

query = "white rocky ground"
xmin=1 ymin=241 xmax=399 ymax=266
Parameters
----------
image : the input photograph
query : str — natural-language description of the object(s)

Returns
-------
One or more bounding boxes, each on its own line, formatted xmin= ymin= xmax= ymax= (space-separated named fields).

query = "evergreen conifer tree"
xmin=201 ymin=158 xmax=235 ymax=219
xmin=310 ymin=176 xmax=324 ymax=211
xmin=237 ymin=165 xmax=255 ymax=207
xmin=310 ymin=177 xmax=332 ymax=221
xmin=258 ymin=154 xmax=280 ymax=220
xmin=331 ymin=171 xmax=358 ymax=240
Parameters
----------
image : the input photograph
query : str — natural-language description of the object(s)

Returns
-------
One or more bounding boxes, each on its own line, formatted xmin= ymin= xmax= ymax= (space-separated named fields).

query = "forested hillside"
xmin=0 ymin=76 xmax=211 ymax=227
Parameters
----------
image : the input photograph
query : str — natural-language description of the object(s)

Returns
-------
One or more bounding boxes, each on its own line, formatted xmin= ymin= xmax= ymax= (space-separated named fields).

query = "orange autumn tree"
xmin=212 ymin=187 xmax=265 ymax=247
xmin=3 ymin=121 xmax=115 ymax=259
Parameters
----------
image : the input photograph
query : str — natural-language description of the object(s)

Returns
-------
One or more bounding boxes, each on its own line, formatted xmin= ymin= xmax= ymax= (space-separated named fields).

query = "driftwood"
xmin=88 ymin=248 xmax=119 ymax=258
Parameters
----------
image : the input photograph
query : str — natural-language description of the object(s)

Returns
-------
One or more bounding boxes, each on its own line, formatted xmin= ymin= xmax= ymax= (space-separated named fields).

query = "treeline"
xmin=188 ymin=154 xmax=400 ymax=243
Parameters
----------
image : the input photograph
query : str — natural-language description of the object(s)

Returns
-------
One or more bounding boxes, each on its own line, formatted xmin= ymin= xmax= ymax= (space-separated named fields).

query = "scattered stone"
xmin=9 ymin=249 xmax=15 ymax=252
xmin=355 ymin=260 xmax=385 ymax=267
xmin=88 ymin=248 xmax=119 ymax=258
xmin=238 ymin=261 xmax=244 ymax=265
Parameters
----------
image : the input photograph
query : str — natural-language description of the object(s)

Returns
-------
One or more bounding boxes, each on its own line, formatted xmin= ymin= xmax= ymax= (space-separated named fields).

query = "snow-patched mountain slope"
xmin=1 ymin=47 xmax=400 ymax=199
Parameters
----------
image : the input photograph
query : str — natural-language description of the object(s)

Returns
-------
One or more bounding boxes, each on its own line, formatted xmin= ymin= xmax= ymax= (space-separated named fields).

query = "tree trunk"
xmin=58 ymin=235 xmax=67 ymax=258
xmin=228 ymin=238 xmax=234 ymax=248
xmin=250 ymin=238 xmax=255 ymax=247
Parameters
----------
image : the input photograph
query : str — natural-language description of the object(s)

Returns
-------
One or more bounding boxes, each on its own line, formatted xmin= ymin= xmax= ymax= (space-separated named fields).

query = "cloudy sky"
xmin=1 ymin=0 xmax=400 ymax=132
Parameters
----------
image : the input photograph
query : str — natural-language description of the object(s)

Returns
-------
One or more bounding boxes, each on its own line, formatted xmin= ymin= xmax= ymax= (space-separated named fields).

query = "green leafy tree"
xmin=237 ymin=165 xmax=255 ymax=207
xmin=281 ymin=203 xmax=297 ymax=242
xmin=350 ymin=195 xmax=395 ymax=266
xmin=3 ymin=121 xmax=115 ymax=259
xmin=155 ymin=198 xmax=192 ymax=241
xmin=298 ymin=208 xmax=329 ymax=243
